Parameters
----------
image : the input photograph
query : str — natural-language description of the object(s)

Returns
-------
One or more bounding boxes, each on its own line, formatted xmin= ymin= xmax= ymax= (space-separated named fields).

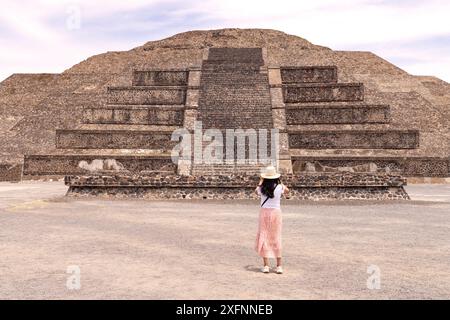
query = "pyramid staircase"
xmin=190 ymin=48 xmax=274 ymax=175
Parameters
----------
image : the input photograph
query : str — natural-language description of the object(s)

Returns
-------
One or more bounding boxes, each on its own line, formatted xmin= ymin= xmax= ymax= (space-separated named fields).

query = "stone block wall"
xmin=289 ymin=130 xmax=419 ymax=149
xmin=107 ymin=86 xmax=186 ymax=105
xmin=291 ymin=156 xmax=449 ymax=177
xmin=64 ymin=172 xmax=409 ymax=200
xmin=22 ymin=66 xmax=192 ymax=178
xmin=132 ymin=70 xmax=188 ymax=86
xmin=279 ymin=64 xmax=445 ymax=178
xmin=0 ymin=163 xmax=22 ymax=182
xmin=83 ymin=106 xmax=184 ymax=125
xmin=280 ymin=66 xmax=337 ymax=83
xmin=283 ymin=83 xmax=364 ymax=103
xmin=286 ymin=105 xmax=390 ymax=124
xmin=24 ymin=155 xmax=176 ymax=175
xmin=56 ymin=130 xmax=175 ymax=149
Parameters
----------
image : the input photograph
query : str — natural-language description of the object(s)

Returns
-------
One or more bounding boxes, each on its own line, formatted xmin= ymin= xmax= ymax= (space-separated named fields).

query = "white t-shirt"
xmin=257 ymin=184 xmax=284 ymax=209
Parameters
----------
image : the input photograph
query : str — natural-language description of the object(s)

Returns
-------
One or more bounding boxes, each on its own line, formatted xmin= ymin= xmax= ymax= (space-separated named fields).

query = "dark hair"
xmin=260 ymin=178 xmax=280 ymax=198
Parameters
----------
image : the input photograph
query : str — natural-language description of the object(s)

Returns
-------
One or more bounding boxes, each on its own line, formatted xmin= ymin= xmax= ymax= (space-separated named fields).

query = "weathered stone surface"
xmin=67 ymin=185 xmax=409 ymax=201
xmin=0 ymin=163 xmax=22 ymax=182
xmin=286 ymin=105 xmax=390 ymax=124
xmin=197 ymin=47 xmax=272 ymax=129
xmin=292 ymin=156 xmax=449 ymax=177
xmin=64 ymin=173 xmax=408 ymax=200
xmin=23 ymin=155 xmax=176 ymax=175
xmin=403 ymin=158 xmax=450 ymax=177
xmin=207 ymin=48 xmax=264 ymax=63
xmin=65 ymin=172 xmax=407 ymax=188
xmin=107 ymin=86 xmax=186 ymax=105
xmin=56 ymin=130 xmax=175 ymax=149
xmin=132 ymin=70 xmax=188 ymax=86
xmin=0 ymin=28 xmax=447 ymax=184
xmin=283 ymin=83 xmax=364 ymax=103
xmin=281 ymin=66 xmax=337 ymax=83
xmin=289 ymin=130 xmax=419 ymax=149
xmin=0 ymin=29 xmax=448 ymax=178
xmin=83 ymin=106 xmax=184 ymax=125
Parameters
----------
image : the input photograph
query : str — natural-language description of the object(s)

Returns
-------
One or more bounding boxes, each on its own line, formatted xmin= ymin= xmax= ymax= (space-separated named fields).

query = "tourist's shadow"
xmin=244 ymin=265 xmax=261 ymax=273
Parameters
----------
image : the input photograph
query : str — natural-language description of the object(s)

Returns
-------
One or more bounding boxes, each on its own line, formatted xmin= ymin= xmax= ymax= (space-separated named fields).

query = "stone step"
xmin=76 ymin=124 xmax=180 ymax=131
xmin=200 ymin=78 xmax=269 ymax=84
xmin=132 ymin=70 xmax=188 ymax=86
xmin=290 ymin=156 xmax=449 ymax=177
xmin=283 ymin=83 xmax=364 ymax=103
xmin=32 ymin=149 xmax=172 ymax=156
xmin=107 ymin=86 xmax=187 ymax=105
xmin=23 ymin=154 xmax=177 ymax=176
xmin=191 ymin=162 xmax=267 ymax=176
xmin=288 ymin=130 xmax=419 ymax=149
xmin=285 ymin=104 xmax=390 ymax=124
xmin=83 ymin=105 xmax=184 ymax=125
xmin=281 ymin=66 xmax=338 ymax=84
xmin=202 ymin=60 xmax=264 ymax=70
xmin=56 ymin=129 xmax=177 ymax=150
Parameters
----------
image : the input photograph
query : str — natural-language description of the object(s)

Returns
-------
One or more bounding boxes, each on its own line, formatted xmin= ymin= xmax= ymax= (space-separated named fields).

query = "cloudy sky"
xmin=1 ymin=0 xmax=449 ymax=82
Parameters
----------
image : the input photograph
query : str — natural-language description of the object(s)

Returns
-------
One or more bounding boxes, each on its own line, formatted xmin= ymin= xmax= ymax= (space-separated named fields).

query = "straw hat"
xmin=260 ymin=165 xmax=281 ymax=179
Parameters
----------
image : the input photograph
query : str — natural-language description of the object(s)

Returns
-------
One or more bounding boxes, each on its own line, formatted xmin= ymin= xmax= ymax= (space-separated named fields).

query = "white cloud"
xmin=0 ymin=0 xmax=449 ymax=82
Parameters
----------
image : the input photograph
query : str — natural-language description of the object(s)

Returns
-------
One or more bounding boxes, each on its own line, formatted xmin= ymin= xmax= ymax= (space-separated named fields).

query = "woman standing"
xmin=255 ymin=166 xmax=289 ymax=274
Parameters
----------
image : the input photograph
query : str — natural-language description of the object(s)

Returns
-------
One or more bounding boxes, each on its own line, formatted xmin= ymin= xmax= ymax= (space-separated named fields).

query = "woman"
xmin=255 ymin=165 xmax=289 ymax=274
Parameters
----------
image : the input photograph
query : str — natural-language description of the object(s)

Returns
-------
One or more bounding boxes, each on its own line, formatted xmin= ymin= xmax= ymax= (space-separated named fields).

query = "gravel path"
xmin=0 ymin=182 xmax=449 ymax=299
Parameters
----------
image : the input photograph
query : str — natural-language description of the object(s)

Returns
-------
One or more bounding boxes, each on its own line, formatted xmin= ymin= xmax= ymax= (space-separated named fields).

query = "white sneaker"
xmin=262 ymin=266 xmax=270 ymax=273
xmin=276 ymin=266 xmax=283 ymax=274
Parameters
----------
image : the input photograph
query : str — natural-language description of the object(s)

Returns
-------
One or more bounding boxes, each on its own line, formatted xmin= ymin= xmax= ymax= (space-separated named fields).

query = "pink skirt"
xmin=255 ymin=208 xmax=282 ymax=258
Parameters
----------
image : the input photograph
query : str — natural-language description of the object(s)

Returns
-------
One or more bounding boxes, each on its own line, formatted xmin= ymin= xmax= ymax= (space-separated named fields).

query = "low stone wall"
xmin=403 ymin=158 xmax=450 ymax=177
xmin=83 ymin=106 xmax=184 ymax=125
xmin=67 ymin=186 xmax=409 ymax=200
xmin=280 ymin=66 xmax=337 ymax=84
xmin=107 ymin=86 xmax=187 ymax=105
xmin=23 ymin=155 xmax=176 ymax=175
xmin=282 ymin=83 xmax=364 ymax=103
xmin=65 ymin=173 xmax=406 ymax=187
xmin=292 ymin=157 xmax=449 ymax=177
xmin=65 ymin=173 xmax=409 ymax=200
xmin=0 ymin=163 xmax=22 ymax=182
xmin=289 ymin=130 xmax=419 ymax=149
xmin=56 ymin=130 xmax=175 ymax=149
xmin=132 ymin=70 xmax=188 ymax=86
xmin=286 ymin=105 xmax=390 ymax=124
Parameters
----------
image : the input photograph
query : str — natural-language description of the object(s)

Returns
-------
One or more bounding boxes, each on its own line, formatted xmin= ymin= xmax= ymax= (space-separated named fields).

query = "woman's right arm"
xmin=255 ymin=178 xmax=263 ymax=194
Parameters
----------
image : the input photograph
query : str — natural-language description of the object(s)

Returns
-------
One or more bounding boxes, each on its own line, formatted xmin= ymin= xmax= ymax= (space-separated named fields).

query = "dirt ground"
xmin=0 ymin=182 xmax=449 ymax=299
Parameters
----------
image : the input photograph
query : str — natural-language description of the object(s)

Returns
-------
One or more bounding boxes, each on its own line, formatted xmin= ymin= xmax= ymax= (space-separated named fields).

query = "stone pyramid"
xmin=0 ymin=28 xmax=448 ymax=198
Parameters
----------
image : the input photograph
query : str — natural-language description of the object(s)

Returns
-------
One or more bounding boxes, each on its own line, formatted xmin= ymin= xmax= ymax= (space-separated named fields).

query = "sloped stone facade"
xmin=0 ymin=29 xmax=448 ymax=199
